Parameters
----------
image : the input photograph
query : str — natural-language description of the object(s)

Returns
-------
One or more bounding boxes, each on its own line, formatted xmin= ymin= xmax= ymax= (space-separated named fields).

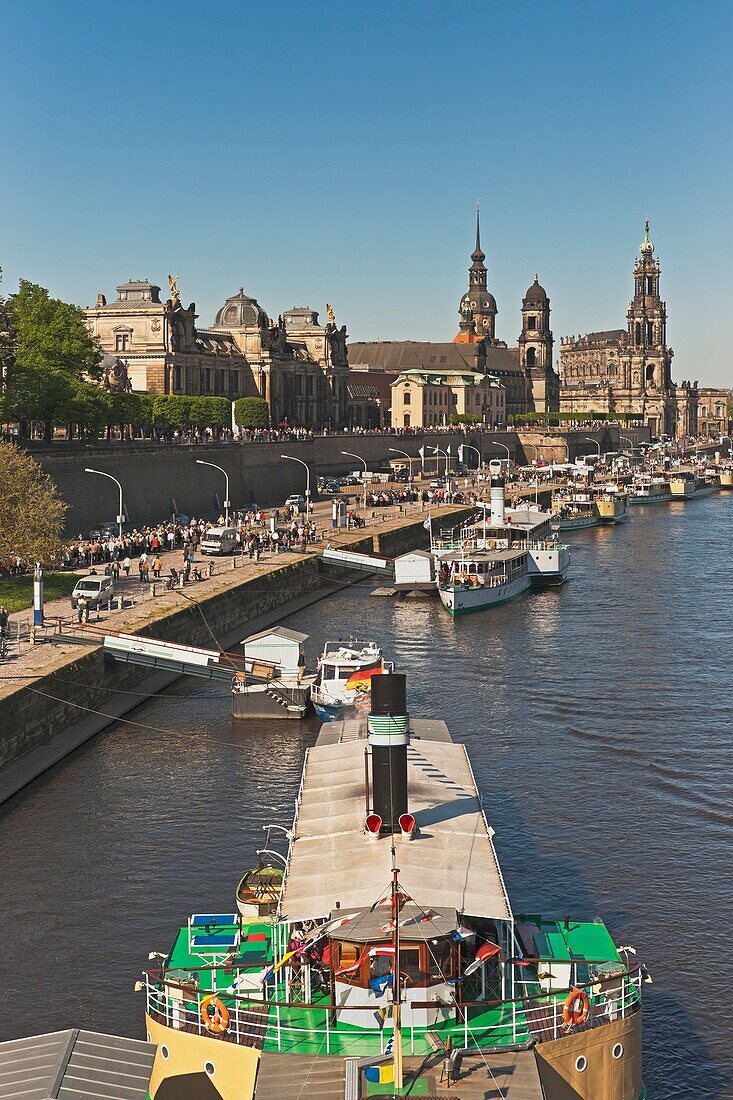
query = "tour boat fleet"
xmin=141 ymin=672 xmax=648 ymax=1099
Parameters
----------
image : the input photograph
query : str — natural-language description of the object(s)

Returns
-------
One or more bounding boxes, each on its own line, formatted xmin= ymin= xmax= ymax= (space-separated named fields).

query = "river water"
xmin=1 ymin=494 xmax=732 ymax=1097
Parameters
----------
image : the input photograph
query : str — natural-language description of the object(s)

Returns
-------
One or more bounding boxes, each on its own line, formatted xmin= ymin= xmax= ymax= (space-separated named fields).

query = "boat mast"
xmin=391 ymin=859 xmax=403 ymax=1089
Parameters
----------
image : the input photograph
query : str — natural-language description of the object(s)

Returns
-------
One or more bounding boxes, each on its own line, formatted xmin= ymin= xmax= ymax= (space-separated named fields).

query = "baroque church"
xmin=84 ymin=277 xmax=349 ymax=429
xmin=348 ymin=208 xmax=560 ymax=424
xmin=560 ymin=222 xmax=698 ymax=437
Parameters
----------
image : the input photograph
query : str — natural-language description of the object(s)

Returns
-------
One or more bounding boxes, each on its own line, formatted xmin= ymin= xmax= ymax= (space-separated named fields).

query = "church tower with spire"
xmin=455 ymin=205 xmax=499 ymax=344
xmin=618 ymin=219 xmax=679 ymax=434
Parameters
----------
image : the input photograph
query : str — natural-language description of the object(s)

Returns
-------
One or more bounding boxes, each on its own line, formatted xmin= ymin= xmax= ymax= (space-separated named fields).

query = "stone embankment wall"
xmin=516 ymin=426 xmax=651 ymax=465
xmin=0 ymin=555 xmax=326 ymax=776
xmin=33 ymin=432 xmax=514 ymax=535
xmin=0 ymin=505 xmax=468 ymax=803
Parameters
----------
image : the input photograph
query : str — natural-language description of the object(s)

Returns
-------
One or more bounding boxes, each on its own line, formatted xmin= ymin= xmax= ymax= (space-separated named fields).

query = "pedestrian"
xmin=77 ymin=594 xmax=88 ymax=624
xmin=123 ymin=556 xmax=131 ymax=577
xmin=0 ymin=605 xmax=8 ymax=638
xmin=152 ymin=556 xmax=162 ymax=578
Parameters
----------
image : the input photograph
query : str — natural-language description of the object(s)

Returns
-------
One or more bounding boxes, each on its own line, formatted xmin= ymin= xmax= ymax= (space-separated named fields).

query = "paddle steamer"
xmin=141 ymin=673 xmax=646 ymax=1099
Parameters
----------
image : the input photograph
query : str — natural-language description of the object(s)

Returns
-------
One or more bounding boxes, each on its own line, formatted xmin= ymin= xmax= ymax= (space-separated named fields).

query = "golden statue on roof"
xmin=326 ymin=303 xmax=336 ymax=325
xmin=168 ymin=274 xmax=181 ymax=306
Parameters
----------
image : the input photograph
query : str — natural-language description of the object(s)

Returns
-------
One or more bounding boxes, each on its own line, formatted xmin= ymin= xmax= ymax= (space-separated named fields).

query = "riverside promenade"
xmin=0 ymin=501 xmax=472 ymax=806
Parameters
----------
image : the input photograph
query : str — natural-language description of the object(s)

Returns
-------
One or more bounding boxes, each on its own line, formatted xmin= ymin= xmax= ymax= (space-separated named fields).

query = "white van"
xmin=200 ymin=527 xmax=238 ymax=555
xmin=71 ymin=575 xmax=115 ymax=609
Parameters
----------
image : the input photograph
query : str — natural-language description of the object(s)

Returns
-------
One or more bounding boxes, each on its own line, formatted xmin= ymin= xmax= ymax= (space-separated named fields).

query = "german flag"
xmin=346 ymin=663 xmax=383 ymax=690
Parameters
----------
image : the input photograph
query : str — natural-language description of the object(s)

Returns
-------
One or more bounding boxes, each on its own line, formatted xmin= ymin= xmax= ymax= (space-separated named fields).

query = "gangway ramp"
xmin=321 ymin=547 xmax=394 ymax=579
xmin=50 ymin=621 xmax=278 ymax=683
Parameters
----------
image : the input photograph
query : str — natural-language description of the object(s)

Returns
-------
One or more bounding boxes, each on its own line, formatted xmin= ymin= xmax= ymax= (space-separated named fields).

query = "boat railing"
xmin=143 ymin=964 xmax=643 ymax=1055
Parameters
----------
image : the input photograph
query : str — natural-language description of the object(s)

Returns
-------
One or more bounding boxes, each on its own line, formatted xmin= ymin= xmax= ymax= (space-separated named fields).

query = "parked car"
xmin=71 ymin=575 xmax=115 ymax=610
xmin=88 ymin=521 xmax=121 ymax=539
xmin=284 ymin=494 xmax=306 ymax=512
xmin=200 ymin=527 xmax=238 ymax=555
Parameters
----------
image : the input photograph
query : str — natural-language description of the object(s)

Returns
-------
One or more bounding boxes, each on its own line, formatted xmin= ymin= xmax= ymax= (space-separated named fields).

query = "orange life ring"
xmin=201 ymin=994 xmax=230 ymax=1034
xmin=562 ymin=987 xmax=590 ymax=1027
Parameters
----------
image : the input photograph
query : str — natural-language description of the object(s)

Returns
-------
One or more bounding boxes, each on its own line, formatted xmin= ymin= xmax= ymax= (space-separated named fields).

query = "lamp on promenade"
xmin=620 ymin=435 xmax=636 ymax=456
xmin=460 ymin=442 xmax=482 ymax=468
xmin=432 ymin=445 xmax=450 ymax=477
xmin=281 ymin=454 xmax=311 ymax=513
xmin=489 ymin=440 xmax=510 ymax=460
xmin=389 ymin=447 xmax=414 ymax=481
xmin=583 ymin=436 xmax=602 ymax=458
xmin=84 ymin=468 xmax=125 ymax=537
xmin=341 ymin=450 xmax=368 ymax=510
xmin=196 ymin=460 xmax=231 ymax=526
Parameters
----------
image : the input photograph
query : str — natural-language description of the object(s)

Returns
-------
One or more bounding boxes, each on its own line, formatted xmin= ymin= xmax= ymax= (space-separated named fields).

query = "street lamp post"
xmin=583 ymin=436 xmax=602 ymax=458
xmin=489 ymin=440 xmax=511 ymax=460
xmin=281 ymin=454 xmax=311 ymax=514
xmin=619 ymin=434 xmax=636 ymax=456
xmin=458 ymin=443 xmax=482 ymax=470
xmin=85 ymin=468 xmax=125 ymax=537
xmin=432 ymin=445 xmax=449 ymax=478
xmin=389 ymin=447 xmax=414 ymax=481
xmin=342 ymin=450 xmax=368 ymax=511
xmin=196 ymin=460 xmax=231 ymax=526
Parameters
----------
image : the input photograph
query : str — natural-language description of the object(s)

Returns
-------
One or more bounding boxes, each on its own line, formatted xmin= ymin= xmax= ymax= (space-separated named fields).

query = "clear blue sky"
xmin=2 ymin=0 xmax=731 ymax=386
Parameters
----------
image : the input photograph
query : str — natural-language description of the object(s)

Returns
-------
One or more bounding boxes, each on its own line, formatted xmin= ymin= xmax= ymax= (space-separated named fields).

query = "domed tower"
xmin=213 ymin=287 xmax=269 ymax=330
xmin=455 ymin=205 xmax=498 ymax=344
xmin=519 ymin=276 xmax=559 ymax=412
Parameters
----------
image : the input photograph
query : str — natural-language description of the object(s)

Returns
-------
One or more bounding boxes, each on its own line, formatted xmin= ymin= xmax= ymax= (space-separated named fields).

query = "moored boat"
xmin=142 ymin=673 xmax=647 ymax=1099
xmin=311 ymin=639 xmax=393 ymax=721
xmin=551 ymin=492 xmax=601 ymax=531
xmin=627 ymin=475 xmax=672 ymax=505
xmin=668 ymin=472 xmax=697 ymax=499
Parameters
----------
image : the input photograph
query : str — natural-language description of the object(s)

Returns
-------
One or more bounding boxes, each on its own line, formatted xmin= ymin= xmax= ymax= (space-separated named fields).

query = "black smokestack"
xmin=369 ymin=673 xmax=408 ymax=834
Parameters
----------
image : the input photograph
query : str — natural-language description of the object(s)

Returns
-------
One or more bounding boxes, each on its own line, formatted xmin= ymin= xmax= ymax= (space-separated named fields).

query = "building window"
xmin=204 ymin=368 xmax=212 ymax=392
xmin=526 ymin=348 xmax=536 ymax=368
xmin=527 ymin=315 xmax=537 ymax=330
xmin=404 ymin=391 xmax=411 ymax=405
xmin=115 ymin=333 xmax=130 ymax=352
xmin=173 ymin=366 xmax=183 ymax=391
xmin=635 ymin=322 xmax=642 ymax=346
xmin=403 ymin=414 xmax=410 ymax=427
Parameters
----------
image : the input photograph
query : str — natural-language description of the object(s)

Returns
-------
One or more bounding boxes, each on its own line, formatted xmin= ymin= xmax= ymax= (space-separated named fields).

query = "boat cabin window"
xmin=322 ymin=664 xmax=339 ymax=679
xmin=400 ymin=946 xmax=422 ymax=984
xmin=428 ymin=939 xmax=453 ymax=982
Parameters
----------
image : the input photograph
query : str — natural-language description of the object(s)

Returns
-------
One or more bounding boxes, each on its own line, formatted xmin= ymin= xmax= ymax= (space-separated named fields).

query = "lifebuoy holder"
xmin=201 ymin=994 xmax=230 ymax=1034
xmin=562 ymin=987 xmax=590 ymax=1028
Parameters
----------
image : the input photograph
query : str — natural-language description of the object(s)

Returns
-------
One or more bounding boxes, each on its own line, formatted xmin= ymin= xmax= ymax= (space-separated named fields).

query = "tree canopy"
xmin=0 ymin=442 xmax=66 ymax=567
xmin=234 ymin=396 xmax=269 ymax=429
xmin=1 ymin=280 xmax=102 ymax=438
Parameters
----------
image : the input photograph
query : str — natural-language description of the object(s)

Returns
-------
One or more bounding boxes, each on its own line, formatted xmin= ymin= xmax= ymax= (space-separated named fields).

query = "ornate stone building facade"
xmin=697 ymin=388 xmax=731 ymax=437
xmin=84 ymin=278 xmax=349 ymax=428
xmin=560 ymin=223 xmax=698 ymax=437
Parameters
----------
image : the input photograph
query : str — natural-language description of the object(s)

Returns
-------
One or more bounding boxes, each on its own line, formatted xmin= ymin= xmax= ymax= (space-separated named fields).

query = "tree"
xmin=234 ymin=396 xmax=269 ymax=429
xmin=152 ymin=395 xmax=192 ymax=430
xmin=0 ymin=268 xmax=15 ymax=401
xmin=190 ymin=396 xmax=230 ymax=429
xmin=4 ymin=281 xmax=101 ymax=440
xmin=0 ymin=442 xmax=66 ymax=566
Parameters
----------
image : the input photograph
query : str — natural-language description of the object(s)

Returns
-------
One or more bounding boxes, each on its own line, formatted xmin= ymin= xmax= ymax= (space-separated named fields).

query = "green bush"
xmin=234 ymin=396 xmax=269 ymax=429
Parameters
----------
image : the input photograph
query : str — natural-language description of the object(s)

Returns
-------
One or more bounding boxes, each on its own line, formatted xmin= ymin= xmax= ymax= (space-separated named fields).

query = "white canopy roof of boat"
xmin=278 ymin=722 xmax=512 ymax=925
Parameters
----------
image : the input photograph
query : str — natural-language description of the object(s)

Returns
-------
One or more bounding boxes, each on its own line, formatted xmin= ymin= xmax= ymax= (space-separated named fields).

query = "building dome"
xmin=462 ymin=289 xmax=497 ymax=315
xmin=214 ymin=287 xmax=268 ymax=329
xmin=524 ymin=275 xmax=548 ymax=303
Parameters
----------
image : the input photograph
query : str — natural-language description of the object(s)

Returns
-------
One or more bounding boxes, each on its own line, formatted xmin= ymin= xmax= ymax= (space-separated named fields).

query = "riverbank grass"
xmin=0 ymin=573 xmax=77 ymax=613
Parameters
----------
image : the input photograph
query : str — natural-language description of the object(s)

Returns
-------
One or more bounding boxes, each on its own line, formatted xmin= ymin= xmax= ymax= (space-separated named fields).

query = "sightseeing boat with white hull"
xmin=551 ymin=491 xmax=601 ymax=531
xmin=141 ymin=672 xmax=647 ymax=1099
xmin=668 ymin=472 xmax=698 ymax=499
xmin=311 ymin=639 xmax=393 ymax=722
xmin=627 ymin=475 xmax=673 ymax=505
xmin=432 ymin=476 xmax=570 ymax=616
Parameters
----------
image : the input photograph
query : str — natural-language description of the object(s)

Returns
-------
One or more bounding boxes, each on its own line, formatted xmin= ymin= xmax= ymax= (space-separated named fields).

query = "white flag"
xmin=418 ymin=446 xmax=425 ymax=458
xmin=423 ymin=514 xmax=432 ymax=530
xmin=457 ymin=445 xmax=464 ymax=462
xmin=446 ymin=444 xmax=452 ymax=455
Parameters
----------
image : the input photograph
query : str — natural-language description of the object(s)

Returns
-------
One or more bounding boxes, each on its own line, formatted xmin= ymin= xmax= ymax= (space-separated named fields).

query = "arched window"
xmin=647 ymin=321 xmax=654 ymax=343
xmin=635 ymin=322 xmax=642 ymax=346
xmin=646 ymin=364 xmax=655 ymax=383
xmin=403 ymin=413 xmax=410 ymax=427
xmin=646 ymin=276 xmax=655 ymax=295
xmin=526 ymin=348 xmax=536 ymax=368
